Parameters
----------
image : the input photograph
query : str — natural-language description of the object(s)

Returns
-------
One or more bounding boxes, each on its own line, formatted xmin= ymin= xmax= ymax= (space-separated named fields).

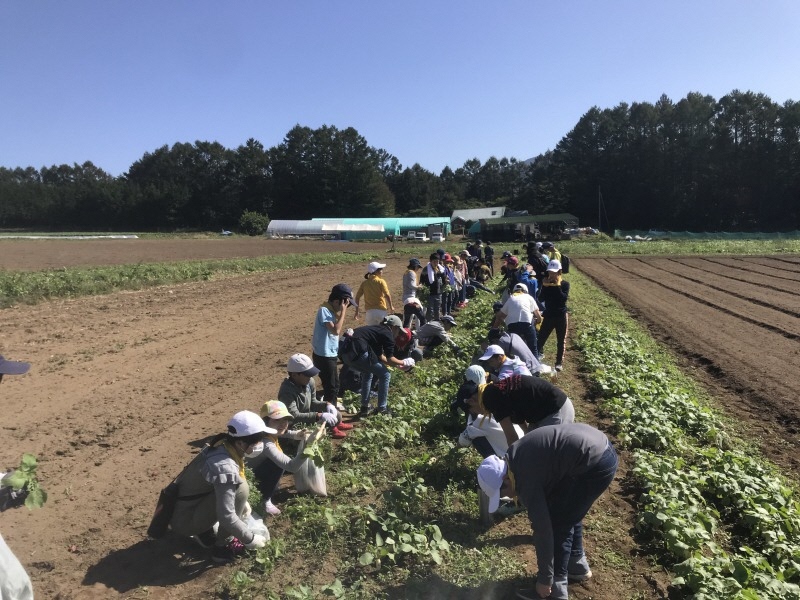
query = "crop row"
xmin=578 ymin=326 xmax=800 ymax=599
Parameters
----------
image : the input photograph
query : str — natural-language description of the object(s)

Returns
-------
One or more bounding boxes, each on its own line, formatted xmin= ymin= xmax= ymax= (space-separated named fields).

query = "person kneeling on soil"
xmin=478 ymin=344 xmax=532 ymax=380
xmin=279 ymin=353 xmax=352 ymax=440
xmin=169 ymin=410 xmax=272 ymax=564
xmin=461 ymin=374 xmax=575 ymax=446
xmin=416 ymin=315 xmax=461 ymax=357
xmin=393 ymin=327 xmax=423 ymax=363
xmin=338 ymin=315 xmax=414 ymax=417
xmin=477 ymin=423 xmax=618 ymax=600
xmin=248 ymin=401 xmax=320 ymax=517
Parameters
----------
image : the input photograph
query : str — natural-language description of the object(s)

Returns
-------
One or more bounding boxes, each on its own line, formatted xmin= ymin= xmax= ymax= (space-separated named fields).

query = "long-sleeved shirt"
xmin=246 ymin=430 xmax=307 ymax=474
xmin=507 ymin=424 xmax=609 ymax=587
xmin=278 ymin=378 xmax=326 ymax=424
xmin=494 ymin=332 xmax=543 ymax=373
xmin=402 ymin=269 xmax=420 ymax=300
xmin=539 ymin=279 xmax=570 ymax=315
xmin=416 ymin=321 xmax=457 ymax=348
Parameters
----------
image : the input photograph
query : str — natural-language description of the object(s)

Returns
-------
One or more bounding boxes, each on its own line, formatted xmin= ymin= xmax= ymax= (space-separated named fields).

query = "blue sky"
xmin=1 ymin=1 xmax=799 ymax=177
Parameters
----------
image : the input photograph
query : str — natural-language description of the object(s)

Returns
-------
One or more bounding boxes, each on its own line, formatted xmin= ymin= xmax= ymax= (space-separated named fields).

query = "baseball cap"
xmin=547 ymin=259 xmax=562 ymax=272
xmin=501 ymin=251 xmax=512 ymax=259
xmin=441 ymin=315 xmax=457 ymax=327
xmin=464 ymin=365 xmax=487 ymax=385
xmin=395 ymin=327 xmax=412 ymax=347
xmin=513 ymin=283 xmax=528 ymax=293
xmin=542 ymin=242 xmax=554 ymax=249
xmin=383 ymin=315 xmax=403 ymax=327
xmin=330 ymin=283 xmax=357 ymax=307
xmin=477 ymin=455 xmax=508 ymax=513
xmin=368 ymin=261 xmax=387 ymax=274
xmin=260 ymin=400 xmax=293 ymax=420
xmin=287 ymin=353 xmax=320 ymax=377
xmin=0 ymin=355 xmax=31 ymax=376
xmin=506 ymin=256 xmax=519 ymax=268
xmin=227 ymin=410 xmax=275 ymax=438
xmin=408 ymin=258 xmax=421 ymax=268
xmin=479 ymin=344 xmax=506 ymax=361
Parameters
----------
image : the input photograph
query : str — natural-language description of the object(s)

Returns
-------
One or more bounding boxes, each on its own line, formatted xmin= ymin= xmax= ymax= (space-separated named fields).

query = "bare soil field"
xmin=575 ymin=255 xmax=800 ymax=475
xmin=0 ymin=238 xmax=396 ymax=271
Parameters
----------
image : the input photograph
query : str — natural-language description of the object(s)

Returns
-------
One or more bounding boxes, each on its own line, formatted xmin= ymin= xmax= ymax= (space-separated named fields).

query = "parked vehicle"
xmin=406 ymin=231 xmax=417 ymax=240
xmin=414 ymin=232 xmax=429 ymax=242
xmin=431 ymin=232 xmax=445 ymax=243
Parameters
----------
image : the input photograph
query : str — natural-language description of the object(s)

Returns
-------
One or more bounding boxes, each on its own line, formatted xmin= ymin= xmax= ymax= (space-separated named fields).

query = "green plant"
xmin=238 ymin=210 xmax=269 ymax=236
xmin=1 ymin=453 xmax=47 ymax=509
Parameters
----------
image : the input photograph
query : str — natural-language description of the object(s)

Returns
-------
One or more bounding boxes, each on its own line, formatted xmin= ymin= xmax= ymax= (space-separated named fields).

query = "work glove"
xmin=325 ymin=403 xmax=338 ymax=416
xmin=245 ymin=534 xmax=268 ymax=549
xmin=402 ymin=357 xmax=416 ymax=368
xmin=319 ymin=412 xmax=338 ymax=427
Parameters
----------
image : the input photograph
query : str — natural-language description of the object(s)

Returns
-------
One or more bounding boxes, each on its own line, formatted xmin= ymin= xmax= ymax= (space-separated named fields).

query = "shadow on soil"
xmin=386 ymin=574 xmax=519 ymax=599
xmin=82 ymin=533 xmax=214 ymax=593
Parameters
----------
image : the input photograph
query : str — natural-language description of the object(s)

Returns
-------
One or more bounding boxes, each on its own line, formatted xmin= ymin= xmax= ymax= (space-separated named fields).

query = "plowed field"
xmin=576 ymin=255 xmax=800 ymax=474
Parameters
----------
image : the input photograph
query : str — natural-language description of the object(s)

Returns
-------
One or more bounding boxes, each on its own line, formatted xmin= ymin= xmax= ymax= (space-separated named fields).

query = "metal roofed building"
xmin=470 ymin=213 xmax=580 ymax=242
xmin=266 ymin=220 xmax=385 ymax=240
xmin=312 ymin=217 xmax=451 ymax=237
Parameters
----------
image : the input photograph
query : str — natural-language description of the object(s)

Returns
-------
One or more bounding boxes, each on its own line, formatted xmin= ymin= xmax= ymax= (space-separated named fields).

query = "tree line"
xmin=1 ymin=90 xmax=798 ymax=233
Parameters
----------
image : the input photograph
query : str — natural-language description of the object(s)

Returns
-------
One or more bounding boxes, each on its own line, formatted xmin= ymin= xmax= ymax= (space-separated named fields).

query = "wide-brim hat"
xmin=0 ymin=355 xmax=30 ymax=375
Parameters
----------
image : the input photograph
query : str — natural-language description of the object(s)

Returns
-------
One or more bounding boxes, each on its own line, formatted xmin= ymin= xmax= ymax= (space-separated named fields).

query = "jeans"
xmin=507 ymin=321 xmax=538 ymax=357
xmin=346 ymin=352 xmax=391 ymax=410
xmin=427 ymin=294 xmax=442 ymax=321
xmin=312 ymin=353 xmax=339 ymax=404
xmin=537 ymin=312 xmax=568 ymax=365
xmin=544 ymin=443 xmax=618 ymax=599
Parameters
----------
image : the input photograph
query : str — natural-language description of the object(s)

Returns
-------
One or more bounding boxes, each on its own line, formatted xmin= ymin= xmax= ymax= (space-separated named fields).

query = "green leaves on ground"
xmin=1 ymin=453 xmax=47 ymax=509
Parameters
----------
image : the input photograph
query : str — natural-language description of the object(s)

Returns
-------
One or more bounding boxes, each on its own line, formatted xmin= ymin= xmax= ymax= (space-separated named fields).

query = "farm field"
xmin=575 ymin=255 xmax=800 ymax=475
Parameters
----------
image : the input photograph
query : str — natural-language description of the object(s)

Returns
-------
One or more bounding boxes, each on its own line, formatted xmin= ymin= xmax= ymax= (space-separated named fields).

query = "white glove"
xmin=402 ymin=357 xmax=416 ymax=368
xmin=325 ymin=403 xmax=338 ymax=416
xmin=319 ymin=412 xmax=338 ymax=427
xmin=245 ymin=534 xmax=268 ymax=549
xmin=242 ymin=502 xmax=252 ymax=520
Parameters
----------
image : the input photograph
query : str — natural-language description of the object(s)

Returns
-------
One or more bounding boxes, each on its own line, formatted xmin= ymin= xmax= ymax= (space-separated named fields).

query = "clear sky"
xmin=2 ymin=1 xmax=799 ymax=177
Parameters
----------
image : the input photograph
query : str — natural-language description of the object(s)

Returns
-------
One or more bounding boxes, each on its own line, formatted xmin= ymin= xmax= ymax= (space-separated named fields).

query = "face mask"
xmin=244 ymin=441 xmax=264 ymax=458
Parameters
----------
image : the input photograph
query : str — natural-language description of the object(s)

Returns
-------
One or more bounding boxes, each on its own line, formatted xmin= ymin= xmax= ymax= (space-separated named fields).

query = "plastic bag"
xmin=294 ymin=438 xmax=327 ymax=497
xmin=147 ymin=482 xmax=180 ymax=538
xmin=246 ymin=512 xmax=270 ymax=541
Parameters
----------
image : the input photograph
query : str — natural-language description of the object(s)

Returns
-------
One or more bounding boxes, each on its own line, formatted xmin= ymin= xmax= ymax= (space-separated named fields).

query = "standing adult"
xmin=463 ymin=374 xmax=574 ymax=445
xmin=402 ymin=258 xmax=426 ymax=329
xmin=278 ymin=354 xmax=352 ymax=439
xmin=0 ymin=355 xmax=34 ymax=600
xmin=537 ymin=260 xmax=570 ymax=372
xmin=354 ymin=262 xmax=395 ymax=326
xmin=312 ymin=284 xmax=355 ymax=411
xmin=169 ymin=411 xmax=271 ymax=564
xmin=338 ymin=315 xmax=413 ymax=417
xmin=493 ymin=283 xmax=541 ymax=356
xmin=423 ymin=253 xmax=447 ymax=321
xmin=477 ymin=424 xmax=618 ymax=600
xmin=484 ymin=241 xmax=495 ymax=276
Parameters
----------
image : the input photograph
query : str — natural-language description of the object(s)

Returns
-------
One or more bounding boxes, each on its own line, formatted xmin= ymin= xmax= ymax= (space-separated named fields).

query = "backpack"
xmin=560 ymin=254 xmax=570 ymax=274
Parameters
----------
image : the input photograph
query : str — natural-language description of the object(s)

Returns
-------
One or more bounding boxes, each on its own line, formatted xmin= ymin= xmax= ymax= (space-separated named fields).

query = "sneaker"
xmin=211 ymin=538 xmax=246 ymax=564
xmin=568 ymin=569 xmax=593 ymax=582
xmin=192 ymin=525 xmax=218 ymax=549
xmin=262 ymin=500 xmax=281 ymax=516
xmin=375 ymin=408 xmax=392 ymax=417
xmin=555 ymin=364 xmax=563 ymax=372
xmin=330 ymin=426 xmax=347 ymax=439
xmin=358 ymin=406 xmax=372 ymax=418
xmin=336 ymin=422 xmax=354 ymax=430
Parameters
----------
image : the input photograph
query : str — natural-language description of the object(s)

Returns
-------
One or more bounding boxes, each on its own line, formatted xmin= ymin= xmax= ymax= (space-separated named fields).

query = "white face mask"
xmin=244 ymin=441 xmax=264 ymax=458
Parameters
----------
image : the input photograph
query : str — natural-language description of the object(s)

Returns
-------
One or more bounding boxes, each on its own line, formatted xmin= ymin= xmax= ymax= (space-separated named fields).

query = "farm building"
xmin=450 ymin=207 xmax=506 ymax=234
xmin=312 ymin=217 xmax=451 ymax=238
xmin=266 ymin=220 xmax=385 ymax=240
xmin=468 ymin=213 xmax=580 ymax=242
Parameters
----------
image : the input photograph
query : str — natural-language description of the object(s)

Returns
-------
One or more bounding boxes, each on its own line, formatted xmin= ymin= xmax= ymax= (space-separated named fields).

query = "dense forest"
xmin=1 ymin=90 xmax=798 ymax=232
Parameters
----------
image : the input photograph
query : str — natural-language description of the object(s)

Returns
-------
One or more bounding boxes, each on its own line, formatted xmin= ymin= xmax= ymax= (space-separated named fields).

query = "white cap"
xmin=512 ymin=283 xmax=528 ymax=293
xmin=227 ymin=410 xmax=273 ymax=438
xmin=368 ymin=261 xmax=387 ymax=274
xmin=477 ymin=455 xmax=507 ymax=513
xmin=479 ymin=344 xmax=505 ymax=361
xmin=464 ymin=365 xmax=487 ymax=385
xmin=287 ymin=353 xmax=320 ymax=376
xmin=547 ymin=259 xmax=562 ymax=272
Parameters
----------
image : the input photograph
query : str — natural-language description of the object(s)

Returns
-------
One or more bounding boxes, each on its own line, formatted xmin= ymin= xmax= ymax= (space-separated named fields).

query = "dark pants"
xmin=403 ymin=303 xmax=426 ymax=329
xmin=312 ymin=353 xmax=339 ymax=404
xmin=252 ymin=459 xmax=283 ymax=503
xmin=427 ymin=294 xmax=442 ymax=321
xmin=537 ymin=312 xmax=568 ymax=365
xmin=507 ymin=321 xmax=538 ymax=357
xmin=545 ymin=443 xmax=618 ymax=598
